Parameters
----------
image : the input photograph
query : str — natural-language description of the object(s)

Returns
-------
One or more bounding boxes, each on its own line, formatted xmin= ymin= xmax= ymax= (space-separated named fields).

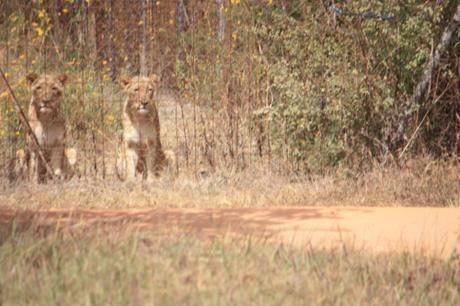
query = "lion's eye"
xmin=36 ymin=86 xmax=42 ymax=90
xmin=52 ymin=87 xmax=58 ymax=91
xmin=134 ymin=88 xmax=139 ymax=92
xmin=148 ymin=88 xmax=153 ymax=92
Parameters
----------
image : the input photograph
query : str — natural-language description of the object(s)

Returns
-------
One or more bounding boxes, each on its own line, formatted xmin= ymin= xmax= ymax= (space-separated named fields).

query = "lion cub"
xmin=116 ymin=75 xmax=171 ymax=181
xmin=18 ymin=73 xmax=76 ymax=183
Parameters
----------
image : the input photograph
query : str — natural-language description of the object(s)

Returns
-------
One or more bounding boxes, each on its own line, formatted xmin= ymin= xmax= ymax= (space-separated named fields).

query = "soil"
xmin=1 ymin=206 xmax=459 ymax=258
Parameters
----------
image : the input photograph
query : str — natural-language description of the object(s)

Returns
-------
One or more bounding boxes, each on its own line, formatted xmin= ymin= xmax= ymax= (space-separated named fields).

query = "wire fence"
xmin=1 ymin=1 xmax=459 ymax=186
xmin=0 ymin=0 xmax=289 ymax=185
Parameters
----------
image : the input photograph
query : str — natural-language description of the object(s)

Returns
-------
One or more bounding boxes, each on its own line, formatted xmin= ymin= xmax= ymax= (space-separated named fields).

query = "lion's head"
xmin=26 ymin=73 xmax=67 ymax=116
xmin=119 ymin=75 xmax=159 ymax=117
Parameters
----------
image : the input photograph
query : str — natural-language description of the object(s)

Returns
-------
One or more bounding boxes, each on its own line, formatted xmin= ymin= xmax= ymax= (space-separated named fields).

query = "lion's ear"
xmin=26 ymin=73 xmax=38 ymax=85
xmin=58 ymin=74 xmax=68 ymax=85
xmin=118 ymin=75 xmax=131 ymax=89
xmin=150 ymin=74 xmax=160 ymax=85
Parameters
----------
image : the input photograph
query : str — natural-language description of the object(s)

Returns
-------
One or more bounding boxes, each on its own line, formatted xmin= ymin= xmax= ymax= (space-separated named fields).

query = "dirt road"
xmin=1 ymin=207 xmax=459 ymax=257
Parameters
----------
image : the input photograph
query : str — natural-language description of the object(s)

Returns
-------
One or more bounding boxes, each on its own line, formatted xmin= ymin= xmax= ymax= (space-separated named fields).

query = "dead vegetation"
xmin=0 ymin=224 xmax=459 ymax=306
xmin=1 ymin=156 xmax=458 ymax=209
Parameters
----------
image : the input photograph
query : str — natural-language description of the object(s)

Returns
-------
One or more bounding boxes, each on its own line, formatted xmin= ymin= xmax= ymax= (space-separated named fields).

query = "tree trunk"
xmin=51 ymin=0 xmax=62 ymax=46
xmin=107 ymin=0 xmax=117 ymax=78
xmin=93 ymin=0 xmax=107 ymax=69
xmin=391 ymin=3 xmax=460 ymax=155
xmin=216 ymin=0 xmax=225 ymax=42
xmin=139 ymin=0 xmax=149 ymax=76
xmin=176 ymin=0 xmax=188 ymax=33
xmin=85 ymin=1 xmax=98 ymax=65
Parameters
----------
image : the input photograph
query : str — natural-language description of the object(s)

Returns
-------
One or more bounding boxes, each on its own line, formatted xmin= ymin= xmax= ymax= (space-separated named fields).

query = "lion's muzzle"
xmin=38 ymin=102 xmax=53 ymax=114
xmin=137 ymin=103 xmax=149 ymax=114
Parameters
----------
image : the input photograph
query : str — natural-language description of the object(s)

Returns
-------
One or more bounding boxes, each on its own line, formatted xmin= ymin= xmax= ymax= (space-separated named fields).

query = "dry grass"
xmin=0 ymin=224 xmax=459 ymax=306
xmin=0 ymin=156 xmax=458 ymax=306
xmin=2 ymin=90 xmax=458 ymax=209
xmin=1 ymin=157 xmax=458 ymax=209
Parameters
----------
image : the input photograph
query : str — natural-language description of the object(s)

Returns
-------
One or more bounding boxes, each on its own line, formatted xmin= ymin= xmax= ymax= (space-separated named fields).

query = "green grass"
xmin=1 ymin=224 xmax=459 ymax=306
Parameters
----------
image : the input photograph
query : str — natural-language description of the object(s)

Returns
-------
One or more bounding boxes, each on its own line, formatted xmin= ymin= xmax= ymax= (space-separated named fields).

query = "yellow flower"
xmin=35 ymin=27 xmax=44 ymax=37
xmin=38 ymin=10 xmax=46 ymax=18
xmin=105 ymin=114 xmax=115 ymax=125
xmin=231 ymin=0 xmax=240 ymax=4
xmin=9 ymin=14 xmax=18 ymax=22
xmin=0 ymin=91 xmax=8 ymax=98
xmin=62 ymin=8 xmax=69 ymax=14
xmin=267 ymin=0 xmax=273 ymax=5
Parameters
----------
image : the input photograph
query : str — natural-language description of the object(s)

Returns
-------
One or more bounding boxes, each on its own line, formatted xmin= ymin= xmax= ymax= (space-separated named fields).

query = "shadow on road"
xmin=0 ymin=207 xmax=373 ymax=239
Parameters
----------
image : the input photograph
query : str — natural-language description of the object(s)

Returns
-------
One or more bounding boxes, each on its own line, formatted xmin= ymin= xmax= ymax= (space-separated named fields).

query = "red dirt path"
xmin=1 ymin=207 xmax=459 ymax=257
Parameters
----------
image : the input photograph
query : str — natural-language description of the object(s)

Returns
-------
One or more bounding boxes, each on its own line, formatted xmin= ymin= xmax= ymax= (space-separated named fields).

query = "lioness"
xmin=116 ymin=75 xmax=171 ymax=181
xmin=18 ymin=73 xmax=76 ymax=183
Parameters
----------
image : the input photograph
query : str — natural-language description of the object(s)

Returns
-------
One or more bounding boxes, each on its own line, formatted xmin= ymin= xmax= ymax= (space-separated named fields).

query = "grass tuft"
xmin=0 ymin=225 xmax=459 ymax=305
xmin=1 ymin=157 xmax=458 ymax=209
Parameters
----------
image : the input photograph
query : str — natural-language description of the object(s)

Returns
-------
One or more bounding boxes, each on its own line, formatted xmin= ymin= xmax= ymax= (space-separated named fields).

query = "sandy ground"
xmin=1 ymin=207 xmax=459 ymax=258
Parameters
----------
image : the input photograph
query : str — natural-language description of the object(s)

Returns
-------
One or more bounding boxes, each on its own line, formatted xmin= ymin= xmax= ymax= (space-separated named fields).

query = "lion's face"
xmin=119 ymin=75 xmax=159 ymax=117
xmin=27 ymin=73 xmax=67 ymax=116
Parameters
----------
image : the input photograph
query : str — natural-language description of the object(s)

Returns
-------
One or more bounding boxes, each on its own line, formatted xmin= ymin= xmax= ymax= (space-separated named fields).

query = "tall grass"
xmin=1 ymin=156 xmax=458 ymax=209
xmin=0 ymin=225 xmax=459 ymax=306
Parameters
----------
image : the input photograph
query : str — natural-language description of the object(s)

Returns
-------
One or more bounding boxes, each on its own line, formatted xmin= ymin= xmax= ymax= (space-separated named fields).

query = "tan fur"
xmin=18 ymin=73 xmax=76 ymax=183
xmin=116 ymin=75 xmax=171 ymax=181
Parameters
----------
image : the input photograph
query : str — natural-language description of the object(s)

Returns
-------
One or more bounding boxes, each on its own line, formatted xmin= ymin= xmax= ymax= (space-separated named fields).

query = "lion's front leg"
xmin=14 ymin=149 xmax=28 ymax=181
xmin=125 ymin=147 xmax=139 ymax=180
xmin=63 ymin=148 xmax=77 ymax=179
xmin=29 ymin=151 xmax=38 ymax=182
xmin=49 ymin=145 xmax=65 ymax=179
xmin=145 ymin=148 xmax=158 ymax=182
xmin=33 ymin=151 xmax=49 ymax=184
xmin=146 ymin=144 xmax=165 ymax=181
xmin=116 ymin=143 xmax=139 ymax=181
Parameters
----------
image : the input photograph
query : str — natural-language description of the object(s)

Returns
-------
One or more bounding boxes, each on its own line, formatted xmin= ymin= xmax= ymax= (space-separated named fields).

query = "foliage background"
xmin=0 ymin=0 xmax=459 ymax=180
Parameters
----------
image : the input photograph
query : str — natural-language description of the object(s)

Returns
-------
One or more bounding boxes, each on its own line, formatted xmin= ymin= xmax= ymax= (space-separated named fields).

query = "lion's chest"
xmin=124 ymin=122 xmax=158 ymax=150
xmin=31 ymin=120 xmax=65 ymax=148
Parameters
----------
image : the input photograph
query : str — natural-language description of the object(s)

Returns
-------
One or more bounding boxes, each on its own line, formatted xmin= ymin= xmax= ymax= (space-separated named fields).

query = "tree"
xmin=391 ymin=3 xmax=460 ymax=157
